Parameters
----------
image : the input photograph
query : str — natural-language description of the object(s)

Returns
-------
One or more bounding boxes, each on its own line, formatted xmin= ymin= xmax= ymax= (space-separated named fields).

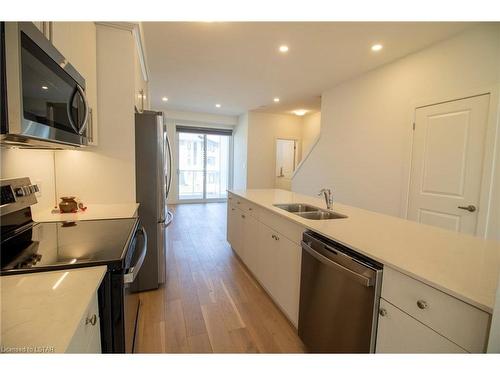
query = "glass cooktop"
xmin=0 ymin=217 xmax=138 ymax=274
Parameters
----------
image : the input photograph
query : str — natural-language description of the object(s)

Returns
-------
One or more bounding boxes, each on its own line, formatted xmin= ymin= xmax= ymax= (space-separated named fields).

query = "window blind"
xmin=176 ymin=125 xmax=233 ymax=136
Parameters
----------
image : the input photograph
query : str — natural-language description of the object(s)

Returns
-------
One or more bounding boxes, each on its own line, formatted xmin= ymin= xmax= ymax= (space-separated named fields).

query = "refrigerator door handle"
xmin=165 ymin=132 xmax=173 ymax=200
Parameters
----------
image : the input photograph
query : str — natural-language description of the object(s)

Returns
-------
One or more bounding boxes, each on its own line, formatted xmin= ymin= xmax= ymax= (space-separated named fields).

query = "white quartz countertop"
xmin=33 ymin=203 xmax=139 ymax=222
xmin=229 ymin=189 xmax=500 ymax=313
xmin=0 ymin=266 xmax=106 ymax=353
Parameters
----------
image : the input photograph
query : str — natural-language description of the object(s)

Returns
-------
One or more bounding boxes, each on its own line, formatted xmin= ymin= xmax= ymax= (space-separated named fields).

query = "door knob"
xmin=458 ymin=205 xmax=476 ymax=212
xmin=86 ymin=314 xmax=97 ymax=326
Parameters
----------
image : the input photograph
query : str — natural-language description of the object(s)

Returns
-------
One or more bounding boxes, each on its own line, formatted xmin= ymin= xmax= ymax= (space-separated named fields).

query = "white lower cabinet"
xmin=242 ymin=213 xmax=259 ymax=275
xmin=227 ymin=195 xmax=302 ymax=327
xmin=376 ymin=298 xmax=466 ymax=353
xmin=256 ymin=223 xmax=301 ymax=326
xmin=273 ymin=232 xmax=301 ymax=326
xmin=66 ymin=292 xmax=102 ymax=353
xmin=257 ymin=223 xmax=279 ymax=298
xmin=377 ymin=267 xmax=491 ymax=353
xmin=227 ymin=203 xmax=236 ymax=248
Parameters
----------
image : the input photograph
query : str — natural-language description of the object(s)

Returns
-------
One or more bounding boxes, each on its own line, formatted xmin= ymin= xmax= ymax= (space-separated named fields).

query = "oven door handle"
xmin=123 ymin=226 xmax=147 ymax=284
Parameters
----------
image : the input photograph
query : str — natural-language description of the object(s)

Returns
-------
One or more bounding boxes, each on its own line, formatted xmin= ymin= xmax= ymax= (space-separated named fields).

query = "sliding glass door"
xmin=177 ymin=130 xmax=231 ymax=201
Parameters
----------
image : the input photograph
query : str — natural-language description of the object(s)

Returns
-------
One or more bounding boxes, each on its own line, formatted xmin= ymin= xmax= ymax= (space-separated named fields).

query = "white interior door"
xmin=275 ymin=139 xmax=297 ymax=190
xmin=408 ymin=94 xmax=490 ymax=235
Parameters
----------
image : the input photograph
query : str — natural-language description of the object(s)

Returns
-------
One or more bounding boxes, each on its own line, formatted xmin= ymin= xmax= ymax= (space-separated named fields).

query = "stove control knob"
xmin=22 ymin=186 xmax=31 ymax=196
xmin=15 ymin=187 xmax=25 ymax=197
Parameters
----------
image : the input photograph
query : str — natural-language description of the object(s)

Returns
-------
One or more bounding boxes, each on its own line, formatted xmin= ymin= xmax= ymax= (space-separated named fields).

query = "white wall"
xmin=247 ymin=112 xmax=303 ymax=189
xmin=164 ymin=109 xmax=238 ymax=203
xmin=55 ymin=25 xmax=137 ymax=204
xmin=292 ymin=24 xmax=500 ymax=241
xmin=301 ymin=111 xmax=321 ymax=157
xmin=233 ymin=113 xmax=248 ymax=190
xmin=0 ymin=149 xmax=56 ymax=214
xmin=164 ymin=109 xmax=238 ymax=127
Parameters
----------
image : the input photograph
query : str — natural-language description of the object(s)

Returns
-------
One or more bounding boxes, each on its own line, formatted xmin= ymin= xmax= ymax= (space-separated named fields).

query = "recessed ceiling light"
xmin=371 ymin=44 xmax=383 ymax=52
xmin=273 ymin=97 xmax=280 ymax=103
xmin=293 ymin=109 xmax=307 ymax=116
xmin=215 ymin=104 xmax=221 ymax=108
xmin=41 ymin=86 xmax=48 ymax=90
xmin=279 ymin=45 xmax=289 ymax=53
xmin=162 ymin=97 xmax=168 ymax=102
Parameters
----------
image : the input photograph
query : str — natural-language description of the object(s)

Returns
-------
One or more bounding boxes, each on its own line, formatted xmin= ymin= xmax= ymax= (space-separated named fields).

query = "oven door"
xmin=123 ymin=226 xmax=147 ymax=353
xmin=3 ymin=22 xmax=88 ymax=148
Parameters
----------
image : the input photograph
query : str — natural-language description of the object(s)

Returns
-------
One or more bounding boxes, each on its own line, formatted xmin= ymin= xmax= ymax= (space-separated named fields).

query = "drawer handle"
xmin=86 ymin=314 xmax=97 ymax=326
xmin=416 ymin=300 xmax=428 ymax=310
xmin=379 ymin=308 xmax=388 ymax=317
xmin=249 ymin=207 xmax=253 ymax=211
xmin=237 ymin=201 xmax=240 ymax=204
xmin=271 ymin=234 xmax=279 ymax=241
xmin=231 ymin=208 xmax=235 ymax=211
xmin=241 ymin=214 xmax=246 ymax=218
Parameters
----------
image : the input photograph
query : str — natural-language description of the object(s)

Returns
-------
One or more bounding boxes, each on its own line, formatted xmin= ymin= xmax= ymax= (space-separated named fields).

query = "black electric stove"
xmin=0 ymin=177 xmax=147 ymax=353
xmin=1 ymin=213 xmax=138 ymax=274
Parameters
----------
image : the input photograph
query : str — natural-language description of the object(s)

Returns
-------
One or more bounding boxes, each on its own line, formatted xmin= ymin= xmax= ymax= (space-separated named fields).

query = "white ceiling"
xmin=142 ymin=22 xmax=472 ymax=116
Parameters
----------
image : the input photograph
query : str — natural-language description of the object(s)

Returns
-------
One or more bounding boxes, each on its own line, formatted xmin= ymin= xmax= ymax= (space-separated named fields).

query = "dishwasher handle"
xmin=301 ymin=241 xmax=374 ymax=287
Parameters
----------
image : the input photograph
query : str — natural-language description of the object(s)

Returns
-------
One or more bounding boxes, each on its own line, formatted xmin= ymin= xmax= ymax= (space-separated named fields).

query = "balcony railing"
xmin=178 ymin=169 xmax=227 ymax=199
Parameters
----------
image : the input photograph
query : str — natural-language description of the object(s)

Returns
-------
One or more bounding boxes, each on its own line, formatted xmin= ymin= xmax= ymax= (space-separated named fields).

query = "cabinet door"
xmin=227 ymin=203 xmax=236 ymax=245
xmin=232 ymin=209 xmax=245 ymax=259
xmin=376 ymin=298 xmax=466 ymax=353
xmin=257 ymin=223 xmax=278 ymax=298
xmin=66 ymin=293 xmax=101 ymax=353
xmin=275 ymin=235 xmax=301 ymax=327
xmin=243 ymin=214 xmax=259 ymax=275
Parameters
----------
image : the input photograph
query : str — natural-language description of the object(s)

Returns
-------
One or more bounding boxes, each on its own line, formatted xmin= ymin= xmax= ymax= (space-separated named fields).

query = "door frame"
xmin=274 ymin=137 xmax=300 ymax=177
xmin=400 ymin=85 xmax=500 ymax=238
xmin=175 ymin=127 xmax=234 ymax=204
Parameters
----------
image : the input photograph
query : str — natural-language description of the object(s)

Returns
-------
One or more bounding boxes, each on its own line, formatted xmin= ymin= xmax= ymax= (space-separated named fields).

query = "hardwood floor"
xmin=135 ymin=202 xmax=306 ymax=353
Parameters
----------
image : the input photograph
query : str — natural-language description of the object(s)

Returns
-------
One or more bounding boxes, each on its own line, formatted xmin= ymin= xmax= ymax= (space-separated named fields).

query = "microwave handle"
xmin=66 ymin=88 xmax=80 ymax=134
xmin=123 ymin=226 xmax=148 ymax=285
xmin=67 ymin=85 xmax=90 ymax=136
xmin=76 ymin=84 xmax=89 ymax=135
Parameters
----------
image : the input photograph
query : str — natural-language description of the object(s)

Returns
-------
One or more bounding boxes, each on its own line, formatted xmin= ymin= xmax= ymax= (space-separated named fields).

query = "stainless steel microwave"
xmin=1 ymin=22 xmax=89 ymax=148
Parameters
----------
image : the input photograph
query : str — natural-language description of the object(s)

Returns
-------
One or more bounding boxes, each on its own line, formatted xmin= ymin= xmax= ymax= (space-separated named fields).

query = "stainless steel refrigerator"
xmin=134 ymin=110 xmax=173 ymax=291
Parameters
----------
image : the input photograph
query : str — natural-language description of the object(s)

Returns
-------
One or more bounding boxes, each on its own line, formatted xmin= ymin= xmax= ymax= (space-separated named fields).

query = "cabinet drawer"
xmin=381 ymin=267 xmax=490 ymax=352
xmin=376 ymin=298 xmax=466 ymax=353
xmin=231 ymin=196 xmax=260 ymax=217
xmin=259 ymin=209 xmax=304 ymax=245
xmin=66 ymin=293 xmax=101 ymax=353
xmin=243 ymin=201 xmax=259 ymax=217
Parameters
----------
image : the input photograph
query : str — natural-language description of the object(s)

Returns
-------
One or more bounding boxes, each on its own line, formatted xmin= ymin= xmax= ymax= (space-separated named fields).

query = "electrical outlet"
xmin=35 ymin=179 xmax=42 ymax=198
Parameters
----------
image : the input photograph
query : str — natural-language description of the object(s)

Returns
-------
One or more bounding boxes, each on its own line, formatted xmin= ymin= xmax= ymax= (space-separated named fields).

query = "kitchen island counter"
xmin=229 ymin=189 xmax=500 ymax=313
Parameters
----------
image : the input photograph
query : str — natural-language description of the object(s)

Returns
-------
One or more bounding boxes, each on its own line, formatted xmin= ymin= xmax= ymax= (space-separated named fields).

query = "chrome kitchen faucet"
xmin=318 ymin=188 xmax=333 ymax=210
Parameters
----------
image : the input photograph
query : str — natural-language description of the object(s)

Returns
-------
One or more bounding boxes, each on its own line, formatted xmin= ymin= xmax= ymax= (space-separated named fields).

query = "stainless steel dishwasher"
xmin=299 ymin=231 xmax=383 ymax=353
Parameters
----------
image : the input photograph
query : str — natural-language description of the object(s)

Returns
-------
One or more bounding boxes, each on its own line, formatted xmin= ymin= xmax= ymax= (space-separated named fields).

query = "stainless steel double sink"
xmin=273 ymin=203 xmax=347 ymax=220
